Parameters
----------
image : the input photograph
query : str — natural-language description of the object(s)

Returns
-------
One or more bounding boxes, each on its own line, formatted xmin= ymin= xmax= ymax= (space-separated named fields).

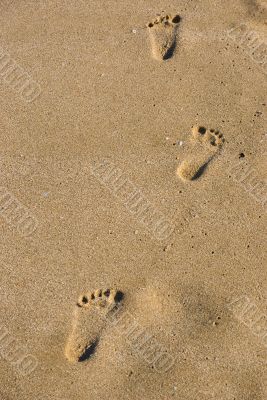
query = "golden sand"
xmin=0 ymin=1 xmax=266 ymax=399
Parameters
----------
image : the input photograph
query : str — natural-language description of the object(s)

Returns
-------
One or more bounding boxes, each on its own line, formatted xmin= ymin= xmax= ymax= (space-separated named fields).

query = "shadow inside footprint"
xmin=78 ymin=339 xmax=99 ymax=362
xmin=65 ymin=288 xmax=125 ymax=363
xmin=114 ymin=290 xmax=124 ymax=303
xmin=147 ymin=14 xmax=182 ymax=61
xmin=177 ymin=125 xmax=225 ymax=181
xmin=77 ymin=292 xmax=124 ymax=361
xmin=191 ymin=160 xmax=211 ymax=180
xmin=163 ymin=41 xmax=177 ymax=60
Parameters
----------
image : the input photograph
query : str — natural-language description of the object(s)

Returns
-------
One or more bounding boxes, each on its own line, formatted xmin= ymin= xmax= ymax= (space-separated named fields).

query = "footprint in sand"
xmin=147 ymin=13 xmax=181 ymax=61
xmin=177 ymin=125 xmax=225 ymax=181
xmin=65 ymin=289 xmax=123 ymax=362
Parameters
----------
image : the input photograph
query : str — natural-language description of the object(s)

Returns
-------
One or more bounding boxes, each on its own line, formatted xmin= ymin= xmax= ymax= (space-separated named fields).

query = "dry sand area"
xmin=0 ymin=0 xmax=267 ymax=399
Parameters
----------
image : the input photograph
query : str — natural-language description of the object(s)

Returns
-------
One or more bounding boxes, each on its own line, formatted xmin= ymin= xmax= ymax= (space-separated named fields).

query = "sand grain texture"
xmin=0 ymin=0 xmax=266 ymax=399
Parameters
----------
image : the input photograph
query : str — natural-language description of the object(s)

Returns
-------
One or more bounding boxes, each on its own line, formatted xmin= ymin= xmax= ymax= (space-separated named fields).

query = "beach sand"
xmin=0 ymin=0 xmax=266 ymax=399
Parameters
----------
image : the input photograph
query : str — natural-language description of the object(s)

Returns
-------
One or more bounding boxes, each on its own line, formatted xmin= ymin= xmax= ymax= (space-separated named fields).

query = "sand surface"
xmin=0 ymin=0 xmax=266 ymax=399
